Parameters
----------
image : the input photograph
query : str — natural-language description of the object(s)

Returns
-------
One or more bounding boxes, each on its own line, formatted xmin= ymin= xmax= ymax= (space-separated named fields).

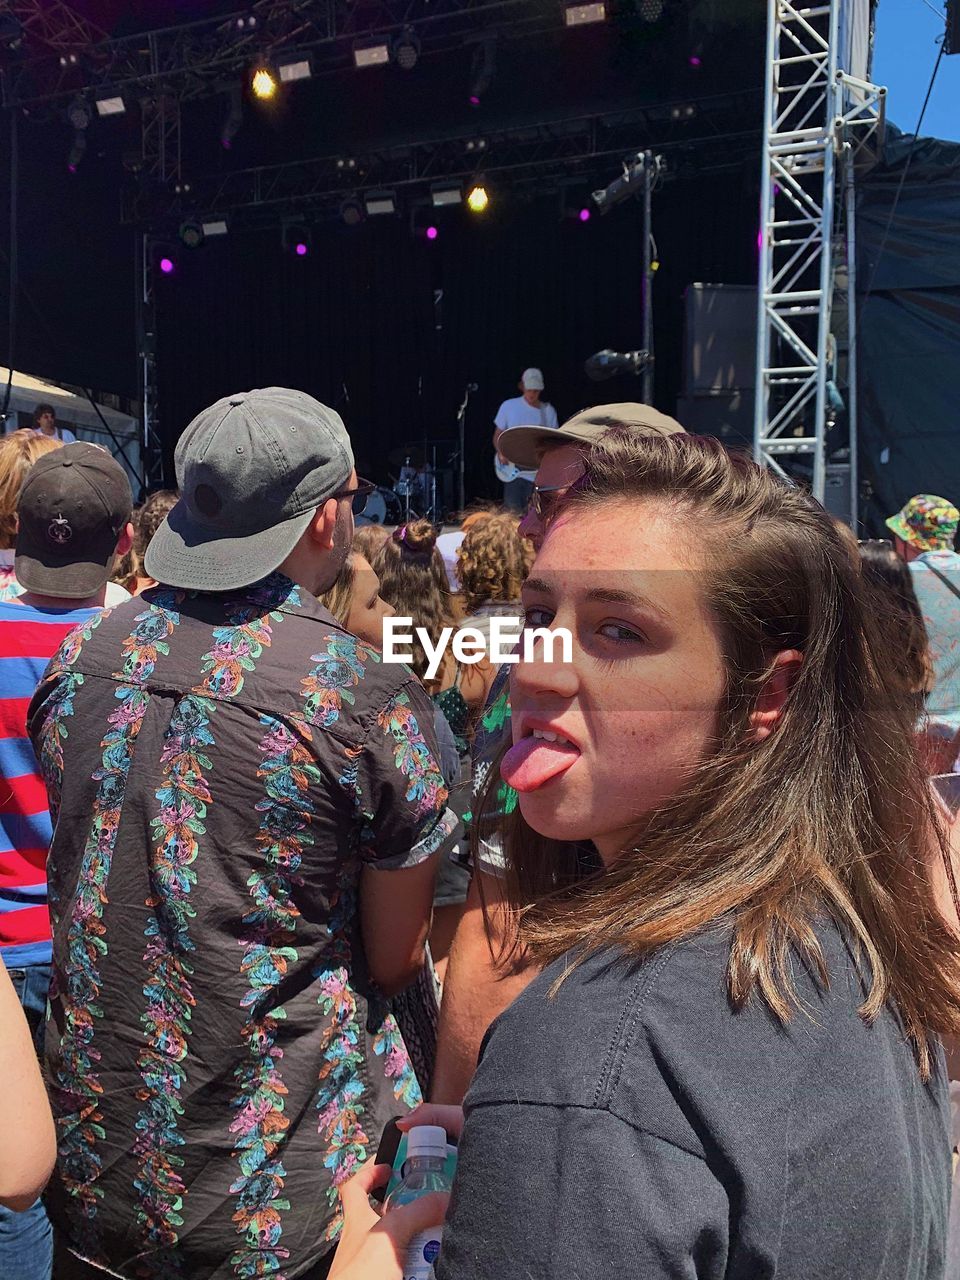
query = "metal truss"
xmin=2 ymin=0 xmax=598 ymax=111
xmin=137 ymin=234 xmax=166 ymax=494
xmin=7 ymin=0 xmax=105 ymax=52
xmin=122 ymin=90 xmax=761 ymax=228
xmin=753 ymin=0 xmax=884 ymax=503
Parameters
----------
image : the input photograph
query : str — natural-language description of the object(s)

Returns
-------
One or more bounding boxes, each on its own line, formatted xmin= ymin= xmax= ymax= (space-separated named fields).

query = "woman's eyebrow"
xmin=521 ymin=576 xmax=553 ymax=595
xmin=582 ymin=586 xmax=671 ymax=621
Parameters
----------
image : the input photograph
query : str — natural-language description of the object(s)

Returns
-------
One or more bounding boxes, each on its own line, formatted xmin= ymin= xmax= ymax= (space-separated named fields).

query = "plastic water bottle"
xmin=383 ymin=1124 xmax=451 ymax=1280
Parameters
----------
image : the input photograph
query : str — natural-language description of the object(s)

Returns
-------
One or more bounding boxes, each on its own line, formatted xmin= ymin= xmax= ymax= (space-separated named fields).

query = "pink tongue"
xmin=501 ymin=736 xmax=580 ymax=793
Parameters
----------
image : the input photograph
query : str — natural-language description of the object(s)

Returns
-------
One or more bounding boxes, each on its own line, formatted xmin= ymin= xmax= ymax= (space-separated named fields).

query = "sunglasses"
xmin=332 ymin=477 xmax=376 ymax=516
xmin=527 ymin=482 xmax=570 ymax=522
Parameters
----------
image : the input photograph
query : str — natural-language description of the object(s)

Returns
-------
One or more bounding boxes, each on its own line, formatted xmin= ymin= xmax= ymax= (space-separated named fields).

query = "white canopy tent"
xmin=0 ymin=366 xmax=143 ymax=496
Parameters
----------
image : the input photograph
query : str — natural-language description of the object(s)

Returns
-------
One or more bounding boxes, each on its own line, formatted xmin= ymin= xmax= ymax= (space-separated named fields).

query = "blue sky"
xmin=872 ymin=0 xmax=960 ymax=141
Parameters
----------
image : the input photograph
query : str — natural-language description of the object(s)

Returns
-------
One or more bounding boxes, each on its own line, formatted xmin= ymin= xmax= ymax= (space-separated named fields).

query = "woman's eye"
xmin=523 ymin=606 xmax=554 ymax=630
xmin=598 ymin=622 xmax=645 ymax=644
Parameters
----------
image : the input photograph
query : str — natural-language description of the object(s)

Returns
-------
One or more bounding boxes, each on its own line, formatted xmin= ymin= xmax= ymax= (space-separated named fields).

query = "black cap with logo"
xmin=15 ymin=442 xmax=133 ymax=599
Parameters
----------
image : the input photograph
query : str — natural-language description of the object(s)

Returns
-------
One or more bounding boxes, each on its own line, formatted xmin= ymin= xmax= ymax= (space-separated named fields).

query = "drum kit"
xmin=356 ymin=440 xmax=454 ymax=526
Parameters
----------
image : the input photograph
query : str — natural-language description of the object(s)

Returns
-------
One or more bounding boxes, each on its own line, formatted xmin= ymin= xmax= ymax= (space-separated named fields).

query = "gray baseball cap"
xmin=145 ymin=387 xmax=354 ymax=592
xmin=499 ymin=401 xmax=685 ymax=470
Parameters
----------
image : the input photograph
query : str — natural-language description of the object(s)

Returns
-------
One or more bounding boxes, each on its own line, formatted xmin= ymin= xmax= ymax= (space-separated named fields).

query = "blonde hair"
xmin=457 ymin=511 xmax=533 ymax=612
xmin=0 ymin=430 xmax=63 ymax=549
xmin=318 ymin=554 xmax=359 ymax=626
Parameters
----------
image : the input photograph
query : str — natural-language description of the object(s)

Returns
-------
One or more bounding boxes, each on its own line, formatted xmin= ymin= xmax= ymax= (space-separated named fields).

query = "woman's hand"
xmin=397 ymin=1103 xmax=465 ymax=1141
xmin=329 ymin=1161 xmax=449 ymax=1280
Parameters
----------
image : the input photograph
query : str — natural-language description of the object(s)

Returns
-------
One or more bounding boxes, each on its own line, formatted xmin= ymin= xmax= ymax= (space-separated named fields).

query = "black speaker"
xmin=674 ymin=391 xmax=755 ymax=447
xmin=947 ymin=0 xmax=960 ymax=54
xmin=683 ymin=283 xmax=758 ymax=395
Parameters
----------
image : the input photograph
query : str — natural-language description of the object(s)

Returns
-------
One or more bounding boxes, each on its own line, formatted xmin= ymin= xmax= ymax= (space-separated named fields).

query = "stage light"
xmin=426 ymin=226 xmax=439 ymax=241
xmin=251 ymin=65 xmax=278 ymax=100
xmin=466 ymin=182 xmax=489 ymax=214
xmin=689 ymin=53 xmax=702 ymax=67
xmin=340 ymin=196 xmax=364 ymax=226
xmin=670 ymin=103 xmax=696 ymax=120
xmin=353 ymin=38 xmax=390 ymax=68
xmin=431 ymin=181 xmax=462 ymax=207
xmin=67 ymin=96 xmax=91 ymax=131
xmin=579 ymin=207 xmax=591 ymax=222
xmin=638 ymin=0 xmax=663 ymax=19
xmin=159 ymin=257 xmax=175 ymax=275
xmin=94 ymin=92 xmax=126 ymax=117
xmin=282 ymin=220 xmax=312 ymax=255
xmin=468 ymin=37 xmax=496 ymax=105
xmin=236 ymin=15 xmax=257 ymax=29
xmin=564 ymin=3 xmax=606 ymax=26
xmin=221 ymin=87 xmax=243 ymax=149
xmin=66 ymin=130 xmax=86 ymax=173
xmin=364 ymin=190 xmax=397 ymax=216
xmin=394 ymin=29 xmax=420 ymax=70
xmin=278 ymin=54 xmax=312 ymax=83
xmin=179 ymin=219 xmax=204 ymax=249
xmin=201 ymin=217 xmax=229 ymax=237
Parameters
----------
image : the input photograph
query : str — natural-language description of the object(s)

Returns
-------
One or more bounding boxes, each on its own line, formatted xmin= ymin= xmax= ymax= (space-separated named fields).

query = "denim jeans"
xmin=502 ymin=476 xmax=533 ymax=512
xmin=0 ymin=960 xmax=53 ymax=1280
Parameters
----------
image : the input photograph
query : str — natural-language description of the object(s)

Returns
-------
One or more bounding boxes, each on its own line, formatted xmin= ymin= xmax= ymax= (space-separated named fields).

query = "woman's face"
xmin=345 ymin=555 xmax=395 ymax=647
xmin=503 ymin=499 xmax=726 ymax=865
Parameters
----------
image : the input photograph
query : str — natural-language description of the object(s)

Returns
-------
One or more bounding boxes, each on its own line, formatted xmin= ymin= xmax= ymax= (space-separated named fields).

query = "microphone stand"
xmin=456 ymin=383 xmax=475 ymax=513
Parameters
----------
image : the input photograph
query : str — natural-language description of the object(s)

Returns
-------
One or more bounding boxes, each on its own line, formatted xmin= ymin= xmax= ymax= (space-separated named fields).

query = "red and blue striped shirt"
xmin=0 ymin=598 xmax=99 ymax=965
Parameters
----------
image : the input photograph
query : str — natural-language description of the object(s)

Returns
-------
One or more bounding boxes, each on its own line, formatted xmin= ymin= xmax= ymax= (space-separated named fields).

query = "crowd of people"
xmin=1 ymin=389 xmax=960 ymax=1279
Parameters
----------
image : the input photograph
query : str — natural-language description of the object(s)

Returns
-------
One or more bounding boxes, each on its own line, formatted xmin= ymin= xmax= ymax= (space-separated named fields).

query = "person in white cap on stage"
xmin=492 ymin=368 xmax=558 ymax=511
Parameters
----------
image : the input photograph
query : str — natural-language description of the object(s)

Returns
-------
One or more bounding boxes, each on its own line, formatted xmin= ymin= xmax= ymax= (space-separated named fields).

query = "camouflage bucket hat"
xmin=885 ymin=494 xmax=960 ymax=553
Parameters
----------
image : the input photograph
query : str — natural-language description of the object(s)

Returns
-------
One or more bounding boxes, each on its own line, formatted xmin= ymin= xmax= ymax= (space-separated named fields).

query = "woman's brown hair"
xmin=856 ymin=538 xmax=933 ymax=718
xmin=0 ymin=430 xmax=63 ymax=549
xmin=372 ymin=520 xmax=454 ymax=684
xmin=457 ymin=511 xmax=534 ymax=612
xmin=483 ymin=429 xmax=960 ymax=1076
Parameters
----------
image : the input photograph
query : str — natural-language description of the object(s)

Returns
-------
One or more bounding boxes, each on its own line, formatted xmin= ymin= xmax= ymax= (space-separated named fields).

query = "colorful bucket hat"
xmin=885 ymin=494 xmax=960 ymax=552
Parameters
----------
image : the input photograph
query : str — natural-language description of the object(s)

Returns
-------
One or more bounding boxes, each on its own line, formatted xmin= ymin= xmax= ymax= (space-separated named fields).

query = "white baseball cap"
xmin=521 ymin=367 xmax=545 ymax=391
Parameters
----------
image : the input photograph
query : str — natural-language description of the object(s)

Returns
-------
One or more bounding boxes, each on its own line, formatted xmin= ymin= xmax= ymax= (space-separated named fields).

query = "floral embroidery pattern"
xmin=372 ymin=1014 xmax=422 ymax=1110
xmin=377 ymin=690 xmax=449 ymax=819
xmin=56 ymin=596 xmax=180 ymax=1259
xmin=35 ymin=611 xmax=111 ymax=823
xmin=297 ymin=636 xmax=368 ymax=729
xmin=134 ymin=591 xmax=285 ymax=1271
xmin=227 ymin=716 xmax=320 ymax=1279
xmin=314 ymin=861 xmax=368 ymax=1243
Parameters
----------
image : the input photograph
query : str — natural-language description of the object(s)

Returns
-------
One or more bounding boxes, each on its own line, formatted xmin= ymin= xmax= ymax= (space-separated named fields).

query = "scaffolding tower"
xmin=753 ymin=0 xmax=885 ymax=512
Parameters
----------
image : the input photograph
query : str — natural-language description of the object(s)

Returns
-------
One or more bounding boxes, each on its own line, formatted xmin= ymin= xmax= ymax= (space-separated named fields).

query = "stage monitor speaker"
xmin=822 ymin=463 xmax=852 ymax=527
xmin=683 ymin=283 xmax=758 ymax=395
xmin=674 ymin=391 xmax=754 ymax=448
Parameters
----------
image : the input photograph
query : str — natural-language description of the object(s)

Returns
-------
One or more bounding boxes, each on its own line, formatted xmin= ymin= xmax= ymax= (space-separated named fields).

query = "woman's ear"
xmin=749 ymin=649 xmax=803 ymax=742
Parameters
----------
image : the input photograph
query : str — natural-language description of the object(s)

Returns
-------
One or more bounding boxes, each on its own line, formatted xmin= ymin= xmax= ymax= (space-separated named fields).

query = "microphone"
xmin=583 ymin=349 xmax=651 ymax=381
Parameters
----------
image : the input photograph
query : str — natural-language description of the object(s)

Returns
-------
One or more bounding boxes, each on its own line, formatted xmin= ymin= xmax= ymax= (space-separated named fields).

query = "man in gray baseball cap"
xmin=28 ymin=388 xmax=453 ymax=1278
xmin=147 ymin=386 xmax=363 ymax=592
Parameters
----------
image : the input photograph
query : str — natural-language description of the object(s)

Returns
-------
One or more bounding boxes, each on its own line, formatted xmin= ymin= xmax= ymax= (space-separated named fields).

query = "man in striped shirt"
xmin=0 ymin=443 xmax=132 ymax=1280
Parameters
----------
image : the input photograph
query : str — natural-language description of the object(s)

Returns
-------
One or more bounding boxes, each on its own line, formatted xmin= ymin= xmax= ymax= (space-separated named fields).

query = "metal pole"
xmin=641 ymin=152 xmax=654 ymax=405
xmin=811 ymin=9 xmax=842 ymax=504
xmin=844 ymin=155 xmax=859 ymax=531
xmin=753 ymin=0 xmax=778 ymax=465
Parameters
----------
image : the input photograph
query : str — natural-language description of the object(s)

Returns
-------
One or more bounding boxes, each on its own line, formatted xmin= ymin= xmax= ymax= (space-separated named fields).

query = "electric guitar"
xmin=493 ymin=401 xmax=550 ymax=484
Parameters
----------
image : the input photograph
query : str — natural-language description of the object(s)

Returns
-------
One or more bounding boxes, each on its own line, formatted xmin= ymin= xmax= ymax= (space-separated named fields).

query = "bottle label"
xmin=403 ymin=1227 xmax=443 ymax=1280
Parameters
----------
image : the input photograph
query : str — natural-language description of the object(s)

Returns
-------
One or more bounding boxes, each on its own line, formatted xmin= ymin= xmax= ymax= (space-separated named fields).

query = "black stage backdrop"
xmin=857 ymin=127 xmax=960 ymax=528
xmin=154 ymin=164 xmax=758 ymax=499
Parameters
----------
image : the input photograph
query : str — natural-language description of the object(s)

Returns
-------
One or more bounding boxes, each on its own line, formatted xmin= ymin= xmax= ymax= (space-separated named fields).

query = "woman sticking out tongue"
xmin=332 ymin=429 xmax=960 ymax=1280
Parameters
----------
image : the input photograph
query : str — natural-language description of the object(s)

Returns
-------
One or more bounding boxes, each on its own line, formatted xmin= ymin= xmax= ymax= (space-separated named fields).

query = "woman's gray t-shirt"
xmin=439 ymin=920 xmax=950 ymax=1280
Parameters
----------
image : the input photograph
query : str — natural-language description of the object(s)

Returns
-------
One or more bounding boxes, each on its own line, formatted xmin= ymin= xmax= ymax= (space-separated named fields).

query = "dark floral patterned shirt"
xmin=28 ymin=573 xmax=454 ymax=1280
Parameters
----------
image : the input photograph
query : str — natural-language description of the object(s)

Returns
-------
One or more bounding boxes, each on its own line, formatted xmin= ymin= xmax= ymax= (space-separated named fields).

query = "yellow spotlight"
xmin=251 ymin=66 xmax=278 ymax=100
xmin=466 ymin=182 xmax=489 ymax=213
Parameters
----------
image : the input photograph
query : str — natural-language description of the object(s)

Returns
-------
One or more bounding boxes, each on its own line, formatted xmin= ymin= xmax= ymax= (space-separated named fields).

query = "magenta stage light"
xmin=426 ymin=226 xmax=438 ymax=241
xmin=295 ymin=242 xmax=308 ymax=256
xmin=689 ymin=54 xmax=702 ymax=67
xmin=579 ymin=208 xmax=591 ymax=222
xmin=159 ymin=257 xmax=175 ymax=274
xmin=469 ymin=94 xmax=480 ymax=106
